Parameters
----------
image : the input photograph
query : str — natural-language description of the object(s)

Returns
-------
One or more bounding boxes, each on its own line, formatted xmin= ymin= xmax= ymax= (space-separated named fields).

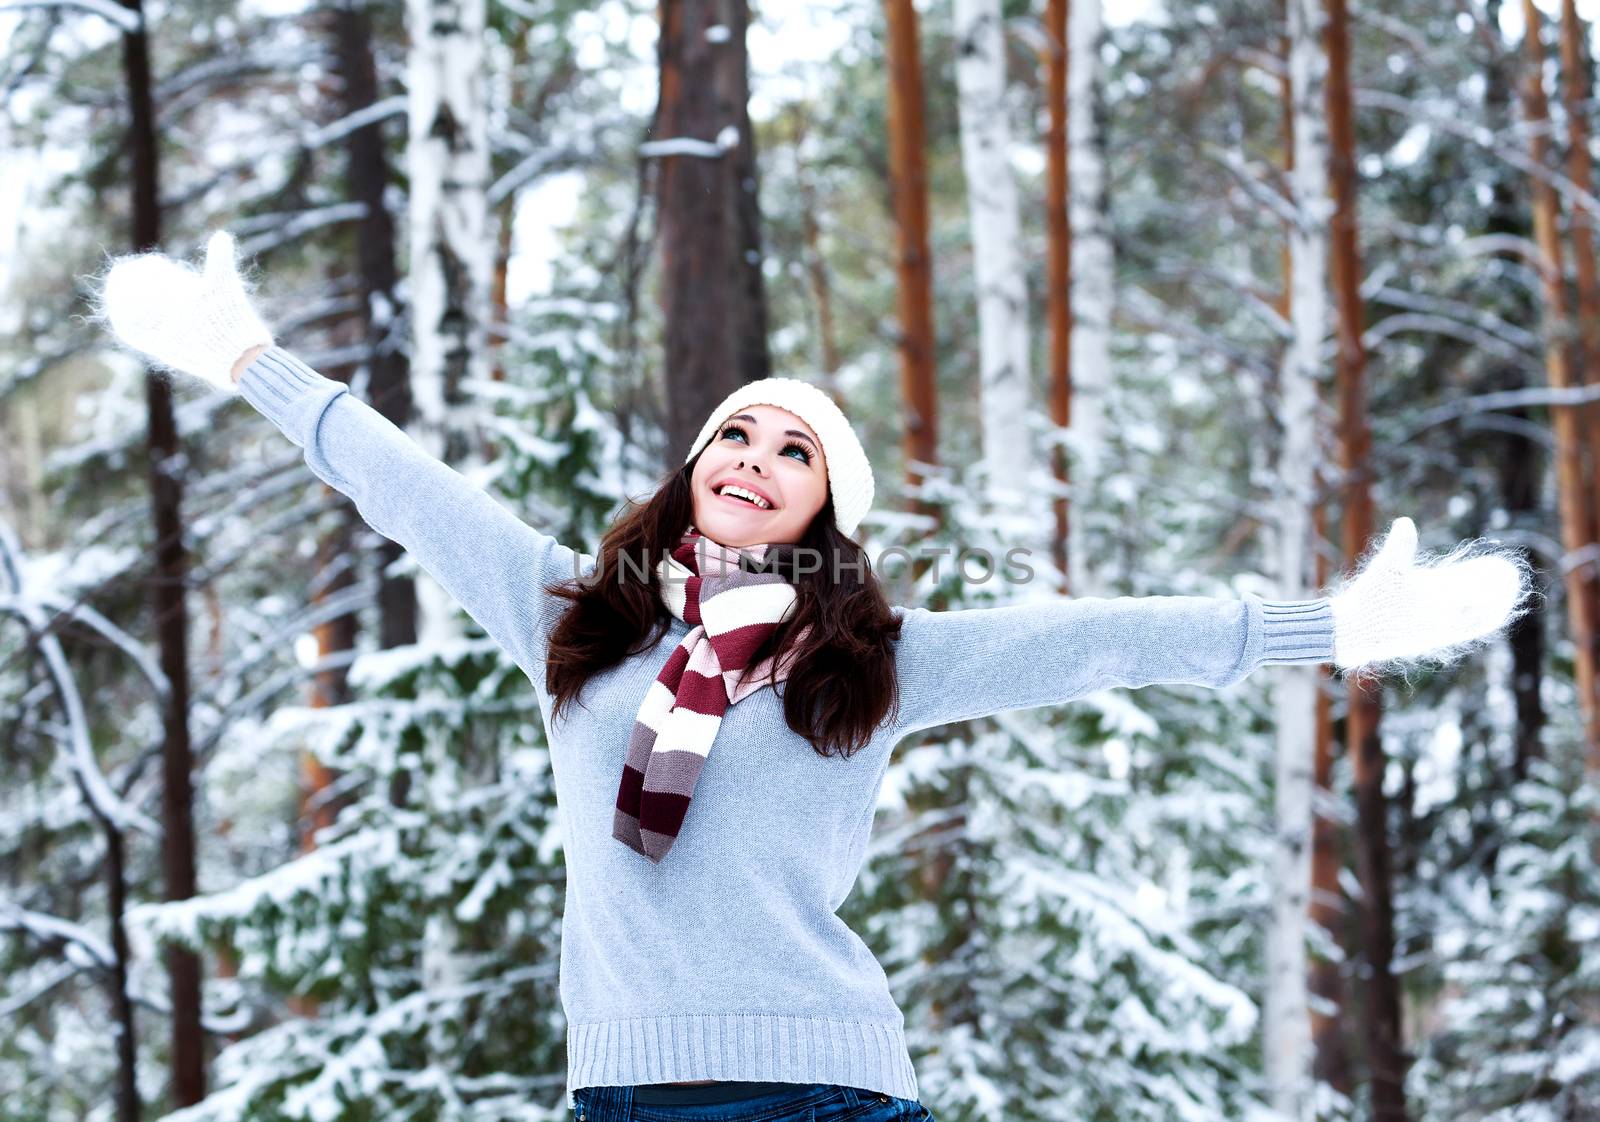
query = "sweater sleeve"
xmin=235 ymin=346 xmax=589 ymax=672
xmin=887 ymin=593 xmax=1335 ymax=739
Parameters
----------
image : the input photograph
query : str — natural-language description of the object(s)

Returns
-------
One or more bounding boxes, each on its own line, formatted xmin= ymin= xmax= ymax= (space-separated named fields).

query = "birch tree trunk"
xmin=953 ymin=0 xmax=1032 ymax=524
xmin=1274 ymin=48 xmax=1355 ymax=1101
xmin=407 ymin=0 xmax=492 ymax=651
xmin=1067 ymin=0 xmax=1111 ymax=596
xmin=797 ymin=135 xmax=843 ymax=391
xmin=1266 ymin=1 xmax=1328 ymax=1117
xmin=405 ymin=0 xmax=491 ymax=1055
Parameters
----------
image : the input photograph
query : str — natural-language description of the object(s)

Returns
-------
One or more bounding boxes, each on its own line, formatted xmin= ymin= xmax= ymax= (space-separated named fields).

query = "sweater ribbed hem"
xmin=1257 ymin=597 xmax=1336 ymax=665
xmin=564 ymin=1012 xmax=920 ymax=1109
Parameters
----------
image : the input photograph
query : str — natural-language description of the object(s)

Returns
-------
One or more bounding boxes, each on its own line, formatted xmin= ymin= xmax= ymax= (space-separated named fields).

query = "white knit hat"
xmin=683 ymin=378 xmax=875 ymax=538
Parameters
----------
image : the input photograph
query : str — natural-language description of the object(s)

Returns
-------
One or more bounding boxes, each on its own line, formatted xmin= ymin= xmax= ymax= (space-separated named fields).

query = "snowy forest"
xmin=2 ymin=0 xmax=1598 ymax=1119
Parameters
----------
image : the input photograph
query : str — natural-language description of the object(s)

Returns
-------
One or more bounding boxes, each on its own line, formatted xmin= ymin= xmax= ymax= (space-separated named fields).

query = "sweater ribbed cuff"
xmin=236 ymin=347 xmax=349 ymax=438
xmin=1257 ymin=597 xmax=1336 ymax=666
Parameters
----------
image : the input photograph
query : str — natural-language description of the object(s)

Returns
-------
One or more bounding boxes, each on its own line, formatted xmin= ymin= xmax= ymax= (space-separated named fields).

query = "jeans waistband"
xmin=631 ymin=1080 xmax=817 ymax=1105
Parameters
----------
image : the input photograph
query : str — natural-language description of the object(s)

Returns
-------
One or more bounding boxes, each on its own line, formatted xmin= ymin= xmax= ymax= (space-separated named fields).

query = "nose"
xmin=736 ymin=456 xmax=766 ymax=475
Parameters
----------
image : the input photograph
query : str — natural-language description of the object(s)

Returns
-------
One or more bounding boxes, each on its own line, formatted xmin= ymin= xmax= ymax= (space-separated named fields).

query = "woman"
xmin=93 ymin=231 xmax=1531 ymax=1121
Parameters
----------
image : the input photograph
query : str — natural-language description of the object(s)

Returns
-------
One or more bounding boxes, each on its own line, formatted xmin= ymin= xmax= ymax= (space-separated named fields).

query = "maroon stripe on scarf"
xmin=669 ymin=670 xmax=730 ymax=714
xmin=709 ymin=619 xmax=778 ymax=666
xmin=683 ymin=574 xmax=703 ymax=626
xmin=638 ymin=790 xmax=692 ymax=836
xmin=615 ymin=764 xmax=645 ymax=810
xmin=658 ymin=642 xmax=691 ymax=681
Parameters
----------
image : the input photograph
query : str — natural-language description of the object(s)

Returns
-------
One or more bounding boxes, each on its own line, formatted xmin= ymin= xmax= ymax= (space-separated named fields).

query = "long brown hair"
xmin=542 ymin=458 xmax=903 ymax=758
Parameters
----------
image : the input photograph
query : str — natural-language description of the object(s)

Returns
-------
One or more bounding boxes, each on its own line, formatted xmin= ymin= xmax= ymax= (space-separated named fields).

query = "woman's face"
xmin=689 ymin=404 xmax=829 ymax=547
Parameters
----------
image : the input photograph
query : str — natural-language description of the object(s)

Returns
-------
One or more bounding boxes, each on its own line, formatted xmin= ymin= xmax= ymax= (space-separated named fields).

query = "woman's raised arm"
xmin=236 ymin=346 xmax=588 ymax=672
xmin=888 ymin=594 xmax=1333 ymax=739
xmin=92 ymin=229 xmax=588 ymax=675
xmin=887 ymin=517 xmax=1533 ymax=740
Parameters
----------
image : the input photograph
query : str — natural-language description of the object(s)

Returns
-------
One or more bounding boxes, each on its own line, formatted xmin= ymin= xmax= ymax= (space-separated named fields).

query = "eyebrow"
xmin=728 ymin=413 xmax=819 ymax=452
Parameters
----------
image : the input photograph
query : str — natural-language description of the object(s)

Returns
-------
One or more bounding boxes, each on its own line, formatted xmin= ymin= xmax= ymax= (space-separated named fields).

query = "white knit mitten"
xmin=1326 ymin=516 xmax=1535 ymax=673
xmin=90 ymin=229 xmax=274 ymax=392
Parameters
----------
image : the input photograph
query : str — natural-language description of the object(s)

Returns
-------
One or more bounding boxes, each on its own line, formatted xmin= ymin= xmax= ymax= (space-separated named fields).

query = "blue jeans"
xmin=570 ymin=1083 xmax=933 ymax=1122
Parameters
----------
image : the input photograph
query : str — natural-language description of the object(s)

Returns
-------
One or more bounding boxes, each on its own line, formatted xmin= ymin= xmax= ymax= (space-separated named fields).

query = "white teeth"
xmin=718 ymin=484 xmax=771 ymax=509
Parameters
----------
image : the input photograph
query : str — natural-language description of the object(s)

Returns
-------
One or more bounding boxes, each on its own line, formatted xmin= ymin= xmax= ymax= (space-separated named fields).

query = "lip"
xmin=711 ymin=476 xmax=777 ymax=509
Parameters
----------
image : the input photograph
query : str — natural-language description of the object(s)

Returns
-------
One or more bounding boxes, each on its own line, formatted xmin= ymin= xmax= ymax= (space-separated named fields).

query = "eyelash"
xmin=720 ymin=423 xmax=813 ymax=464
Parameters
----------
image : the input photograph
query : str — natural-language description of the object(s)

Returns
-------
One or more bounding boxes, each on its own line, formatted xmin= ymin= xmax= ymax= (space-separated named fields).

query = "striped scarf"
xmin=612 ymin=527 xmax=807 ymax=863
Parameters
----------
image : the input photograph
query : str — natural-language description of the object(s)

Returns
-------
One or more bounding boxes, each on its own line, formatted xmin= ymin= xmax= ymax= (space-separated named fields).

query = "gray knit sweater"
xmin=237 ymin=347 xmax=1336 ymax=1109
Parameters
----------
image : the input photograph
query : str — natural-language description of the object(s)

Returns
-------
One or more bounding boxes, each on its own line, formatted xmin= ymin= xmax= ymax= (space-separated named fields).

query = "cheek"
xmin=792 ymin=477 xmax=827 ymax=516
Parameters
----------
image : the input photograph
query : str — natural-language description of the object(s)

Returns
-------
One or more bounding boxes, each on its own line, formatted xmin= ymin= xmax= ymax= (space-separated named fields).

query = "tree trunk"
xmin=337 ymin=0 xmax=417 ymax=813
xmin=1308 ymin=502 xmax=1353 ymax=1098
xmin=1044 ymin=0 xmax=1072 ymax=592
xmin=405 ymin=0 xmax=492 ymax=1062
xmin=1326 ymin=0 xmax=1408 ymax=1116
xmin=1266 ymin=2 xmax=1329 ymax=1117
xmin=1286 ymin=18 xmax=1352 ymax=1104
xmin=1500 ymin=405 xmax=1546 ymax=787
xmin=1282 ymin=41 xmax=1354 ymax=1098
xmin=120 ymin=0 xmax=203 ymax=1105
xmin=1517 ymin=0 xmax=1600 ymax=763
xmin=316 ymin=0 xmax=399 ymax=846
xmin=795 ymin=128 xmax=843 ymax=395
xmin=104 ymin=823 xmax=141 ymax=1122
xmin=954 ymin=0 xmax=1032 ymax=522
xmin=1485 ymin=0 xmax=1547 ymax=811
xmin=1067 ymin=0 xmax=1111 ymax=596
xmin=1559 ymin=0 xmax=1600 ymax=558
xmin=729 ymin=0 xmax=770 ymax=387
xmin=884 ymin=0 xmax=939 ymax=511
xmin=655 ymin=0 xmax=771 ymax=462
xmin=406 ymin=0 xmax=493 ymax=649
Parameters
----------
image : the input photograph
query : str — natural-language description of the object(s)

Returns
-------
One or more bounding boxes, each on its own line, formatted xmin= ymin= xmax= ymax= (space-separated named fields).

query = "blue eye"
xmin=720 ymin=423 xmax=813 ymax=465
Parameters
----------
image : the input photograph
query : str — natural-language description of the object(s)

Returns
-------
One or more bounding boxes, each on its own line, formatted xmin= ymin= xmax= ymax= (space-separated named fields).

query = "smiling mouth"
xmin=715 ymin=489 xmax=771 ymax=511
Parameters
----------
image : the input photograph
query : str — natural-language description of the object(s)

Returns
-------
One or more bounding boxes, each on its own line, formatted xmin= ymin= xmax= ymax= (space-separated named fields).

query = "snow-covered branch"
xmin=0 ymin=901 xmax=116 ymax=971
xmin=1395 ymin=382 xmax=1600 ymax=441
xmin=489 ymin=144 xmax=593 ymax=206
xmin=232 ymin=204 xmax=370 ymax=260
xmin=127 ymin=834 xmax=374 ymax=944
xmin=155 ymin=47 xmax=330 ymax=115
xmin=1144 ymin=261 xmax=1292 ymax=340
xmin=300 ymin=96 xmax=408 ymax=152
xmin=0 ymin=961 xmax=79 ymax=1018
xmin=0 ymin=522 xmax=163 ymax=839
xmin=639 ymin=125 xmax=741 ymax=159
xmin=1198 ymin=142 xmax=1304 ymax=230
xmin=1357 ymin=87 xmax=1600 ymax=221
xmin=1368 ymin=284 xmax=1542 ymax=356
xmin=1360 ymin=312 xmax=1538 ymax=367
xmin=24 ymin=593 xmax=169 ymax=701
xmin=0 ymin=0 xmax=140 ymax=32
xmin=1120 ymin=286 xmax=1280 ymax=382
